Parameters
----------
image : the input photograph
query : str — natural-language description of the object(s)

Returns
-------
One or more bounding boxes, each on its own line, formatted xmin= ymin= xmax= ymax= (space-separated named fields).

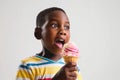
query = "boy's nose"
xmin=59 ymin=30 xmax=66 ymax=35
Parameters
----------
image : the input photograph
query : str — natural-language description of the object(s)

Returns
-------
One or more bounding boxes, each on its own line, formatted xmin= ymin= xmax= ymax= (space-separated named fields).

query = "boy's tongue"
xmin=55 ymin=42 xmax=63 ymax=49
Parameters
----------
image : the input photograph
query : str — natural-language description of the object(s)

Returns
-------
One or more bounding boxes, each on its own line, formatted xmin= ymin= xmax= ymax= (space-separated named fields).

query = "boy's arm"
xmin=16 ymin=63 xmax=34 ymax=80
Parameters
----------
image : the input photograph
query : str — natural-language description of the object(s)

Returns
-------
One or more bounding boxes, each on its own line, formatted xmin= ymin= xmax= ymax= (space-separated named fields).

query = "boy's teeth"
xmin=56 ymin=38 xmax=64 ymax=42
xmin=59 ymin=39 xmax=65 ymax=44
xmin=59 ymin=38 xmax=63 ymax=41
xmin=59 ymin=39 xmax=64 ymax=41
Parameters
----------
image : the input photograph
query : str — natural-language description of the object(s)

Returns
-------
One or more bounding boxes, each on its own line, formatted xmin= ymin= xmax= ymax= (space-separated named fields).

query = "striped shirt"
xmin=16 ymin=54 xmax=82 ymax=80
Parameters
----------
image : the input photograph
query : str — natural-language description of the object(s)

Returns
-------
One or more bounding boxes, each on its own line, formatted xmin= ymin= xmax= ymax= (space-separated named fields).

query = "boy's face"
xmin=41 ymin=10 xmax=70 ymax=54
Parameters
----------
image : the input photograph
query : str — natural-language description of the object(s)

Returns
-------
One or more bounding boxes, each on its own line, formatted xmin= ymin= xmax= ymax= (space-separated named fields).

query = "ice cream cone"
xmin=63 ymin=42 xmax=80 ymax=63
xmin=63 ymin=56 xmax=78 ymax=63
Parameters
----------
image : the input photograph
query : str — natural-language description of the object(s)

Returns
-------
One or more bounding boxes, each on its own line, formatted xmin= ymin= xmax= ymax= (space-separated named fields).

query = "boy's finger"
xmin=65 ymin=62 xmax=77 ymax=67
xmin=67 ymin=72 xmax=77 ymax=80
xmin=69 ymin=66 xmax=77 ymax=72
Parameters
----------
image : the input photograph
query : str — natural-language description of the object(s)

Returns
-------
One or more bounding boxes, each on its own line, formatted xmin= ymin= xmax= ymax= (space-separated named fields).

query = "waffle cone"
xmin=63 ymin=56 xmax=78 ymax=63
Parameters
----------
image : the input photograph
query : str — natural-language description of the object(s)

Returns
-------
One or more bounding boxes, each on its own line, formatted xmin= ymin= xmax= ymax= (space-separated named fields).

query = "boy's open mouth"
xmin=55 ymin=38 xmax=65 ymax=49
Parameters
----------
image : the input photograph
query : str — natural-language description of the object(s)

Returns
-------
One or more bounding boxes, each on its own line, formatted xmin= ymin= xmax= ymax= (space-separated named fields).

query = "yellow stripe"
xmin=77 ymin=72 xmax=83 ymax=80
xmin=16 ymin=69 xmax=30 ymax=78
xmin=16 ymin=69 xmax=34 ymax=80
xmin=17 ymin=66 xmax=61 ymax=77
xmin=31 ymin=66 xmax=61 ymax=76
xmin=22 ymin=56 xmax=42 ymax=63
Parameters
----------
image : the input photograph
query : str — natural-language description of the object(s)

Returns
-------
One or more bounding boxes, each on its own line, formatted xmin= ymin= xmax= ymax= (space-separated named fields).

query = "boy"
xmin=16 ymin=7 xmax=82 ymax=80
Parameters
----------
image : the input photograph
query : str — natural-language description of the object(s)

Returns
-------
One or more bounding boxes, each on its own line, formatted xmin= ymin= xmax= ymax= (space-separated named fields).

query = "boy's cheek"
xmin=66 ymin=39 xmax=70 ymax=43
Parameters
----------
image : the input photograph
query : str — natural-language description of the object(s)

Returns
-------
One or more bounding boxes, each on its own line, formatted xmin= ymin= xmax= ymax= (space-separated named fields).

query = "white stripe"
xmin=35 ymin=74 xmax=55 ymax=80
xmin=16 ymin=78 xmax=30 ymax=80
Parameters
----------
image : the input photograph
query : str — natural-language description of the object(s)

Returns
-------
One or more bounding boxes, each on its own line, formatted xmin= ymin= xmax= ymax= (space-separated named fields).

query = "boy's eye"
xmin=64 ymin=25 xmax=70 ymax=30
xmin=51 ymin=23 xmax=58 ymax=29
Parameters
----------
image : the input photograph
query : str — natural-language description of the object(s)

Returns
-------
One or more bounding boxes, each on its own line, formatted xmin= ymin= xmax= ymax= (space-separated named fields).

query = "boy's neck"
xmin=39 ymin=47 xmax=62 ymax=61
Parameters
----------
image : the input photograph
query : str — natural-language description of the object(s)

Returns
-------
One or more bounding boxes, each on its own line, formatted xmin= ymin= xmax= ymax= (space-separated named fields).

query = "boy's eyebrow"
xmin=49 ymin=18 xmax=70 ymax=24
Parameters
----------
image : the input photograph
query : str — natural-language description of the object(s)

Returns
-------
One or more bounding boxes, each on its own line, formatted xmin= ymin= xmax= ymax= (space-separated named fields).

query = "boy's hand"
xmin=52 ymin=62 xmax=77 ymax=80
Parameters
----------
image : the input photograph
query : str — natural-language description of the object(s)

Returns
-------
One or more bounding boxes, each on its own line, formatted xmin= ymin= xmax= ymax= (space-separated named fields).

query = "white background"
xmin=0 ymin=0 xmax=120 ymax=80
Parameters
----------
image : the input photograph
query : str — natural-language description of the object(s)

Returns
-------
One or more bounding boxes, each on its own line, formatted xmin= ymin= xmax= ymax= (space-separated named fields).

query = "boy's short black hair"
xmin=36 ymin=7 xmax=66 ymax=28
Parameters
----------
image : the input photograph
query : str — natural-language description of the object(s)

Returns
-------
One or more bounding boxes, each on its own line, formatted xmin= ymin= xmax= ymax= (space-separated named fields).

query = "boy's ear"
xmin=34 ymin=27 xmax=42 ymax=39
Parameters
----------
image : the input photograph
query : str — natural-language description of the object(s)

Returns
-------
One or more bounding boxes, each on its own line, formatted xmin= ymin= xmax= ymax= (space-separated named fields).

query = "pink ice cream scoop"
xmin=63 ymin=42 xmax=80 ymax=63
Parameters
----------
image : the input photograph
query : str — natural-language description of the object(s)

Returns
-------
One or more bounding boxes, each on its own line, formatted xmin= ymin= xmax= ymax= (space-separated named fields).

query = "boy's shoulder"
xmin=21 ymin=55 xmax=42 ymax=64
